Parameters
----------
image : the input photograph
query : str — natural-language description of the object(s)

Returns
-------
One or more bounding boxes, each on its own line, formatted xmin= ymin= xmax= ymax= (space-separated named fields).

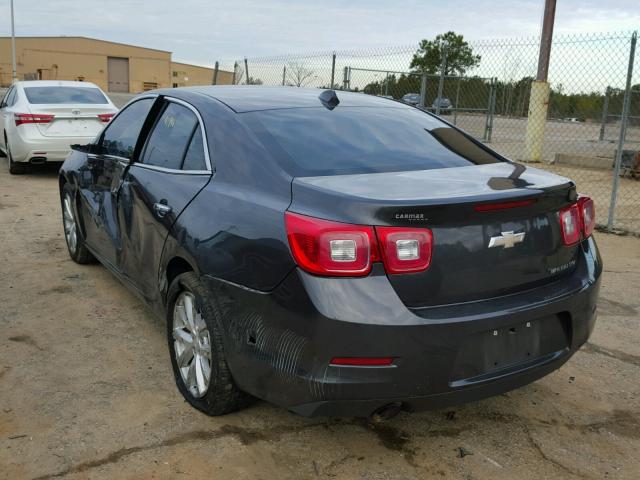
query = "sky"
xmin=0 ymin=0 xmax=639 ymax=67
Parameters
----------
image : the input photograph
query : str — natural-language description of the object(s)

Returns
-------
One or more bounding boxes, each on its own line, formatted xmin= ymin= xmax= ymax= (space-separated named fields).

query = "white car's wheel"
xmin=6 ymin=137 xmax=28 ymax=175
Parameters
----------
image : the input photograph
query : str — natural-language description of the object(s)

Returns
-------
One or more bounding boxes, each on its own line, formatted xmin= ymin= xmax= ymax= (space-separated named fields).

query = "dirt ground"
xmin=0 ymin=159 xmax=639 ymax=480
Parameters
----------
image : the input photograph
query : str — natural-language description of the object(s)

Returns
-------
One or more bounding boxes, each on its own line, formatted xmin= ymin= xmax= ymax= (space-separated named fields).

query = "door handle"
xmin=153 ymin=202 xmax=172 ymax=218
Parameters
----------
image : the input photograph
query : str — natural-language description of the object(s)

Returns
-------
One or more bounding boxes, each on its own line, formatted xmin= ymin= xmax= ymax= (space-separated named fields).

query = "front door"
xmin=117 ymin=99 xmax=211 ymax=300
xmin=77 ymin=97 xmax=156 ymax=268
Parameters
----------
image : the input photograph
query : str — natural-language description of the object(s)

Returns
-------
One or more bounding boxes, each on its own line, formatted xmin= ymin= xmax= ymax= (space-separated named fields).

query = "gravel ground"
xmin=0 ymin=158 xmax=639 ymax=480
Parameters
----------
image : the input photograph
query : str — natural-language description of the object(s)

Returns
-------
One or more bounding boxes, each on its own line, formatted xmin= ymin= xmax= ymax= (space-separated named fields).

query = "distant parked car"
xmin=562 ymin=117 xmax=584 ymax=123
xmin=432 ymin=97 xmax=453 ymax=114
xmin=0 ymin=80 xmax=118 ymax=174
xmin=401 ymin=93 xmax=421 ymax=106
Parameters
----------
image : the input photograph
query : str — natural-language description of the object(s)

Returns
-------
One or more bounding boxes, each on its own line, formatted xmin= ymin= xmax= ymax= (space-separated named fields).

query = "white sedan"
xmin=0 ymin=80 xmax=118 ymax=174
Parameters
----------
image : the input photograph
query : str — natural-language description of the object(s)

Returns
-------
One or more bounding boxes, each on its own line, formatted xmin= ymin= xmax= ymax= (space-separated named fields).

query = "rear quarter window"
xmin=24 ymin=86 xmax=108 ymax=104
xmin=243 ymin=106 xmax=502 ymax=176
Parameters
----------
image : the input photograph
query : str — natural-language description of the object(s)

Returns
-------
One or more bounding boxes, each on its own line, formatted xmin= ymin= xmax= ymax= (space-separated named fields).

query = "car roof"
xmin=160 ymin=86 xmax=410 ymax=113
xmin=16 ymin=80 xmax=102 ymax=89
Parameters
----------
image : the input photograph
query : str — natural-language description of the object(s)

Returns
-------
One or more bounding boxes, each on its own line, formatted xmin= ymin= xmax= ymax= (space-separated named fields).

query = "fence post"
xmin=282 ymin=65 xmax=286 ymax=86
xmin=232 ymin=62 xmax=237 ymax=85
xmin=330 ymin=52 xmax=336 ymax=89
xmin=608 ymin=31 xmax=637 ymax=231
xmin=453 ymin=76 xmax=461 ymax=125
xmin=244 ymin=58 xmax=249 ymax=84
xmin=420 ymin=73 xmax=427 ymax=108
xmin=484 ymin=79 xmax=495 ymax=141
xmin=212 ymin=61 xmax=219 ymax=85
xmin=599 ymin=86 xmax=611 ymax=141
xmin=486 ymin=78 xmax=497 ymax=143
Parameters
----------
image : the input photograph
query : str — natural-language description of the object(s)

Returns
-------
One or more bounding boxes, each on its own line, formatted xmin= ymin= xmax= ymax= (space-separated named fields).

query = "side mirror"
xmin=72 ymin=143 xmax=107 ymax=155
xmin=71 ymin=143 xmax=91 ymax=153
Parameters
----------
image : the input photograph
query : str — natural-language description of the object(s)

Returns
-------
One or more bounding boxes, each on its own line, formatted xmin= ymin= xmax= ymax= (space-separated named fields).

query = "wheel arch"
xmin=166 ymin=256 xmax=196 ymax=286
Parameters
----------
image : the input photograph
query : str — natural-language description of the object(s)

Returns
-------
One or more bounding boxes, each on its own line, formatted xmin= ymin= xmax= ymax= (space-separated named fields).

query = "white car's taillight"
xmin=97 ymin=113 xmax=115 ymax=123
xmin=15 ymin=113 xmax=54 ymax=126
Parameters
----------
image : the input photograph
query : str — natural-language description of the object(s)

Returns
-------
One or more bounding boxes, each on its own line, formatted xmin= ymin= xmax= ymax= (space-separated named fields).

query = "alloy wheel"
xmin=172 ymin=292 xmax=212 ymax=398
xmin=62 ymin=194 xmax=78 ymax=254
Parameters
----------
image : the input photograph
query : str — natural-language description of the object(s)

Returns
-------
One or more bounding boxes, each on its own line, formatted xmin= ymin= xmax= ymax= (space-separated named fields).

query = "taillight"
xmin=559 ymin=204 xmax=581 ymax=245
xmin=559 ymin=197 xmax=595 ymax=246
xmin=285 ymin=212 xmax=379 ymax=276
xmin=578 ymin=196 xmax=595 ymax=237
xmin=97 ymin=113 xmax=115 ymax=123
xmin=375 ymin=226 xmax=433 ymax=274
xmin=14 ymin=113 xmax=54 ymax=126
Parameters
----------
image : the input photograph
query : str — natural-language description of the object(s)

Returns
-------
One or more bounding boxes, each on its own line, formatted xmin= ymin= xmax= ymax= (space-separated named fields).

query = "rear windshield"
xmin=243 ymin=106 xmax=502 ymax=176
xmin=24 ymin=86 xmax=108 ymax=105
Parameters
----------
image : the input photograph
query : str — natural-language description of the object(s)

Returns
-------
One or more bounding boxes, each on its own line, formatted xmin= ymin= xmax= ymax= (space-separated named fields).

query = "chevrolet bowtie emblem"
xmin=488 ymin=231 xmax=526 ymax=249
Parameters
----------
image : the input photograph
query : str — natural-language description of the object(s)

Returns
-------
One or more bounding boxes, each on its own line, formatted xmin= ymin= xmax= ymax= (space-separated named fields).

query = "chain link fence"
xmin=218 ymin=30 xmax=640 ymax=235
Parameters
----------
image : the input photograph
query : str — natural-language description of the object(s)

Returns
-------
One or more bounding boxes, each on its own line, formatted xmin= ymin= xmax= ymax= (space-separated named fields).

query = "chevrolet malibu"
xmin=1 ymin=80 xmax=117 ymax=174
xmin=58 ymin=86 xmax=601 ymax=418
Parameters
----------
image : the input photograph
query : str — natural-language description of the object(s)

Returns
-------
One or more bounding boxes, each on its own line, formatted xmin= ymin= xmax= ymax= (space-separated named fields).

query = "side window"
xmin=0 ymin=88 xmax=10 ymax=108
xmin=8 ymin=88 xmax=18 ymax=106
xmin=182 ymin=127 xmax=207 ymax=171
xmin=141 ymin=102 xmax=199 ymax=170
xmin=2 ymin=87 xmax=16 ymax=107
xmin=101 ymin=98 xmax=154 ymax=159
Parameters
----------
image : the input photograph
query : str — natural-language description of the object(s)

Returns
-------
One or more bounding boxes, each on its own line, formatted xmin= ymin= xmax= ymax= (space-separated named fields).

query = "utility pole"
xmin=523 ymin=0 xmax=556 ymax=162
xmin=10 ymin=0 xmax=17 ymax=82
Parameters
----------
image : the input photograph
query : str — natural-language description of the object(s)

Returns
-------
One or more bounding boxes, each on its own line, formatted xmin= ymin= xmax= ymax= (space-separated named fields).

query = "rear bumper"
xmin=9 ymin=131 xmax=95 ymax=163
xmin=205 ymin=236 xmax=601 ymax=417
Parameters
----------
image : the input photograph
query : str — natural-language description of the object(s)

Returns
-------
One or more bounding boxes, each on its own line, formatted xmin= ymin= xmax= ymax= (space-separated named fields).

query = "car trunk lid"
xmin=27 ymin=105 xmax=113 ymax=138
xmin=290 ymin=162 xmax=579 ymax=307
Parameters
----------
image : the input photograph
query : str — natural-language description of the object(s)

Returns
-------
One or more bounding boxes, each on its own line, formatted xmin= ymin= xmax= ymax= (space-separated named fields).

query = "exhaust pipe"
xmin=368 ymin=402 xmax=403 ymax=423
xmin=29 ymin=157 xmax=47 ymax=165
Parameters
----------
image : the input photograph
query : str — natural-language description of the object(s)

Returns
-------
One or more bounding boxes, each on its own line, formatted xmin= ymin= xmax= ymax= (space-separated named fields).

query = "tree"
xmin=246 ymin=76 xmax=263 ymax=85
xmin=410 ymin=31 xmax=481 ymax=76
xmin=286 ymin=62 xmax=316 ymax=87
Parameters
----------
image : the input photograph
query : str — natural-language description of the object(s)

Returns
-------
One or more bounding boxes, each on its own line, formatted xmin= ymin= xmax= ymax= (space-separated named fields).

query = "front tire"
xmin=167 ymin=272 xmax=250 ymax=416
xmin=60 ymin=183 xmax=95 ymax=264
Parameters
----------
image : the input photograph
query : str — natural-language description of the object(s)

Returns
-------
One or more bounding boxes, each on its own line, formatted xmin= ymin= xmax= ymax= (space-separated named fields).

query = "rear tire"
xmin=60 ymin=183 xmax=95 ymax=264
xmin=6 ymin=139 xmax=28 ymax=175
xmin=167 ymin=272 xmax=251 ymax=416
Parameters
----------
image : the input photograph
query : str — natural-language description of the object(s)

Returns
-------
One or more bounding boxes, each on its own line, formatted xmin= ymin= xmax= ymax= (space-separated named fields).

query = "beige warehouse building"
xmin=0 ymin=36 xmax=233 ymax=92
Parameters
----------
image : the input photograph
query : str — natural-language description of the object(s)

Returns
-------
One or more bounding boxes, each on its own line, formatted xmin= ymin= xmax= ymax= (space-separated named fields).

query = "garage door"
xmin=107 ymin=57 xmax=130 ymax=93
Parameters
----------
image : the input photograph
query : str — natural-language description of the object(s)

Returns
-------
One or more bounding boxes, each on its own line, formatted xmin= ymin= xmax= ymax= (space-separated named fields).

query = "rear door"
xmin=78 ymin=96 xmax=156 ymax=269
xmin=117 ymin=98 xmax=211 ymax=301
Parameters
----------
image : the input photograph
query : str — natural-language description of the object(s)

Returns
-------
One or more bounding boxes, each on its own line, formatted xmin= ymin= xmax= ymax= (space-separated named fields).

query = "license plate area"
xmin=451 ymin=315 xmax=570 ymax=384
